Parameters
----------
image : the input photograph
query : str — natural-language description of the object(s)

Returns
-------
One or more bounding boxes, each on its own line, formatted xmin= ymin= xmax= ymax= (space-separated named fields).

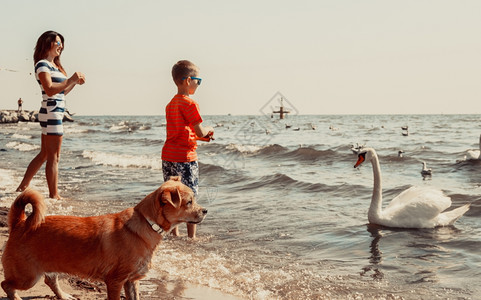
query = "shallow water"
xmin=1 ymin=114 xmax=480 ymax=299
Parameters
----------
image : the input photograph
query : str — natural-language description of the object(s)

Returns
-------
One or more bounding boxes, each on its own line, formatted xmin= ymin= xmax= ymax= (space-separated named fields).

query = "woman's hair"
xmin=172 ymin=60 xmax=198 ymax=85
xmin=33 ymin=30 xmax=66 ymax=75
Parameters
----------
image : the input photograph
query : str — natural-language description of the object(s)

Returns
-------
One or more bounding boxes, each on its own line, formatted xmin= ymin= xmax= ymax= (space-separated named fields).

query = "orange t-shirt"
xmin=161 ymin=94 xmax=203 ymax=162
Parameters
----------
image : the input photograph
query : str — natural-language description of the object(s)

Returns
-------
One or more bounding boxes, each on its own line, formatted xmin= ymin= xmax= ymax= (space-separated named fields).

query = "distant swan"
xmin=465 ymin=134 xmax=481 ymax=160
xmin=353 ymin=147 xmax=470 ymax=228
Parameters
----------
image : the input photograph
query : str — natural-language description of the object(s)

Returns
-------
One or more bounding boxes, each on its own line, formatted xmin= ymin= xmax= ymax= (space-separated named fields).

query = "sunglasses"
xmin=55 ymin=41 xmax=62 ymax=46
xmin=182 ymin=76 xmax=202 ymax=85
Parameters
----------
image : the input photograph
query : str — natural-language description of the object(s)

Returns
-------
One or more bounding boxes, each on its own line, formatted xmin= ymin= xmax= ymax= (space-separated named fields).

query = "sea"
xmin=1 ymin=114 xmax=480 ymax=300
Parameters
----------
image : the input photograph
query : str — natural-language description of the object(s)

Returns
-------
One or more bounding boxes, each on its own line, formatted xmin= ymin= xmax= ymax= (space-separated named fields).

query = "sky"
xmin=0 ymin=0 xmax=480 ymax=116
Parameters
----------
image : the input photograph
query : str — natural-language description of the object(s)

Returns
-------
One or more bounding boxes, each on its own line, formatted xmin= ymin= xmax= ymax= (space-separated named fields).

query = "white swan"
xmin=354 ymin=148 xmax=470 ymax=228
xmin=465 ymin=134 xmax=481 ymax=160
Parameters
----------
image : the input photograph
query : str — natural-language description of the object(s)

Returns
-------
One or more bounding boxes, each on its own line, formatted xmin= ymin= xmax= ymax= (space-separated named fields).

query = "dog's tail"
xmin=8 ymin=189 xmax=46 ymax=233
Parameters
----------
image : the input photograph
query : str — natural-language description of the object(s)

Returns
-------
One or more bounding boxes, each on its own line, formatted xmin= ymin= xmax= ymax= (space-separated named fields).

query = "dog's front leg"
xmin=44 ymin=273 xmax=75 ymax=300
xmin=105 ymin=280 xmax=124 ymax=300
xmin=124 ymin=280 xmax=140 ymax=300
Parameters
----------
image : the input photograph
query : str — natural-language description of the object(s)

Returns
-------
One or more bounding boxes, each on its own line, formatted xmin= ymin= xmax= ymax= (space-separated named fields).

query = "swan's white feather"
xmin=436 ymin=204 xmax=470 ymax=226
xmin=357 ymin=148 xmax=469 ymax=228
xmin=380 ymin=186 xmax=452 ymax=227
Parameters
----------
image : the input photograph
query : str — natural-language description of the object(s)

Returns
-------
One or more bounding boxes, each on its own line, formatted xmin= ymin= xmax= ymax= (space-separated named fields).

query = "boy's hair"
xmin=172 ymin=60 xmax=198 ymax=85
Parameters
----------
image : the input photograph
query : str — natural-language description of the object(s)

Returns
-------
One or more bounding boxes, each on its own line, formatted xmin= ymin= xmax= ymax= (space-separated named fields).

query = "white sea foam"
xmin=82 ymin=150 xmax=162 ymax=169
xmin=150 ymin=240 xmax=270 ymax=299
xmin=0 ymin=169 xmax=29 ymax=207
xmin=0 ymin=169 xmax=17 ymax=191
xmin=109 ymin=121 xmax=130 ymax=132
xmin=6 ymin=141 xmax=40 ymax=151
xmin=150 ymin=237 xmax=337 ymax=300
xmin=64 ymin=126 xmax=88 ymax=134
xmin=226 ymin=143 xmax=263 ymax=154
xmin=11 ymin=133 xmax=32 ymax=139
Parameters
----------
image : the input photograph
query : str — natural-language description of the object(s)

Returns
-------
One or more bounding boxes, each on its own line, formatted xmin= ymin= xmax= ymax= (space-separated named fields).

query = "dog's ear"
xmin=160 ymin=186 xmax=182 ymax=209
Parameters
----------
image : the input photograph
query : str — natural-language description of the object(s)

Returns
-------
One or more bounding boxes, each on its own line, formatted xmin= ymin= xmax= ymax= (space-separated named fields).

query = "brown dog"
xmin=1 ymin=177 xmax=207 ymax=300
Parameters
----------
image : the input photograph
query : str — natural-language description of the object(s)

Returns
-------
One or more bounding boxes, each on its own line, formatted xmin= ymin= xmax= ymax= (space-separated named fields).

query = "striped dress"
xmin=35 ymin=59 xmax=67 ymax=136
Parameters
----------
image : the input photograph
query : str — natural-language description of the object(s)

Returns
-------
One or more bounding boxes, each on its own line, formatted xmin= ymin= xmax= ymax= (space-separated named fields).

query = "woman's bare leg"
xmin=44 ymin=135 xmax=62 ymax=199
xmin=16 ymin=135 xmax=48 ymax=192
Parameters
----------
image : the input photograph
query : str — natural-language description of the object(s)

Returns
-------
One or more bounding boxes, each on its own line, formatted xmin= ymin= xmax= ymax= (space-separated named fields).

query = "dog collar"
xmin=146 ymin=218 xmax=164 ymax=235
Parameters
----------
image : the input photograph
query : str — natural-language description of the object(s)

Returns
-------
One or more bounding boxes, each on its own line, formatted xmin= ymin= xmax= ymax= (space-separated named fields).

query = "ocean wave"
xmin=199 ymin=162 xmax=227 ymax=174
xmin=225 ymin=143 xmax=264 ymax=154
xmin=0 ymin=168 xmax=17 ymax=191
xmin=280 ymin=147 xmax=335 ymax=161
xmin=108 ymin=121 xmax=152 ymax=133
xmin=219 ymin=143 xmax=334 ymax=162
xmin=6 ymin=141 xmax=39 ymax=152
xmin=257 ymin=144 xmax=288 ymax=155
xmin=231 ymin=173 xmax=329 ymax=193
xmin=64 ymin=127 xmax=91 ymax=134
xmin=199 ymin=162 xmax=250 ymax=186
xmin=109 ymin=123 xmax=130 ymax=132
xmin=201 ymin=143 xmax=342 ymax=164
xmin=82 ymin=150 xmax=162 ymax=169
xmin=11 ymin=133 xmax=32 ymax=139
xmin=199 ymin=143 xmax=284 ymax=157
xmin=111 ymin=137 xmax=164 ymax=147
xmin=150 ymin=232 xmax=400 ymax=300
xmin=77 ymin=120 xmax=101 ymax=126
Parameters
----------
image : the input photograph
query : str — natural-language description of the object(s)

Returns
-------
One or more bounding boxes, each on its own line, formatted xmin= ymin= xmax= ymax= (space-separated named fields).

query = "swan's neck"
xmin=369 ymin=154 xmax=383 ymax=222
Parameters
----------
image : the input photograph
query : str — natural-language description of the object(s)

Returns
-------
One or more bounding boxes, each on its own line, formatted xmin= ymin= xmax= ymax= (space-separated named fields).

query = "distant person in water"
xmin=17 ymin=98 xmax=23 ymax=113
xmin=16 ymin=30 xmax=85 ymax=199
xmin=161 ymin=60 xmax=214 ymax=238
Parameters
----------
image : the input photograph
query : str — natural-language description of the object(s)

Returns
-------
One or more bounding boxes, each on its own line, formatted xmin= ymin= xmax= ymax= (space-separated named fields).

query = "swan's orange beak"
xmin=354 ymin=153 xmax=365 ymax=168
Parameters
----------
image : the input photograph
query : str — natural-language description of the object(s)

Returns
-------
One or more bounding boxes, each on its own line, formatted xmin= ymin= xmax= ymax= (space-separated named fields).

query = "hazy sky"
xmin=1 ymin=0 xmax=480 ymax=116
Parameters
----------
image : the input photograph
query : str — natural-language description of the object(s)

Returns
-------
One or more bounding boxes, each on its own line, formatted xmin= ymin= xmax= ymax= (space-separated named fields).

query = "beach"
xmin=1 ymin=114 xmax=480 ymax=299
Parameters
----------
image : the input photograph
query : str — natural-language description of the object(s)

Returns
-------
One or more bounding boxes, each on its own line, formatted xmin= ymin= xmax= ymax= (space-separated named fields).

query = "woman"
xmin=16 ymin=30 xmax=85 ymax=199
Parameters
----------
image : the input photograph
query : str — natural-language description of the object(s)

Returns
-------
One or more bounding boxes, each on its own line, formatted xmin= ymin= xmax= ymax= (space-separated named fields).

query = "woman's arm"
xmin=38 ymin=71 xmax=85 ymax=97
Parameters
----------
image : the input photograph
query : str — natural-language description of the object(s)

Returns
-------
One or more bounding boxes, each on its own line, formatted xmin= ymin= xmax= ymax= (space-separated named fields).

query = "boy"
xmin=161 ymin=60 xmax=214 ymax=238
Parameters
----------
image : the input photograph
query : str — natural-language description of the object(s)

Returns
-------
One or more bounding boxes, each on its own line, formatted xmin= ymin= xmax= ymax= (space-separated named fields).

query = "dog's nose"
xmin=202 ymin=209 xmax=208 ymax=215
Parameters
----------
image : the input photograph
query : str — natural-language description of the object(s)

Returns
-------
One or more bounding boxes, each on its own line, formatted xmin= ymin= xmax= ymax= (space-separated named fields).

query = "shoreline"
xmin=0 ymin=206 xmax=243 ymax=300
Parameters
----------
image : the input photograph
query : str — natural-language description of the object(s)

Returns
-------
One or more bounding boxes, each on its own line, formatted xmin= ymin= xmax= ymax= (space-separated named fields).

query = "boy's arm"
xmin=193 ymin=123 xmax=214 ymax=139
